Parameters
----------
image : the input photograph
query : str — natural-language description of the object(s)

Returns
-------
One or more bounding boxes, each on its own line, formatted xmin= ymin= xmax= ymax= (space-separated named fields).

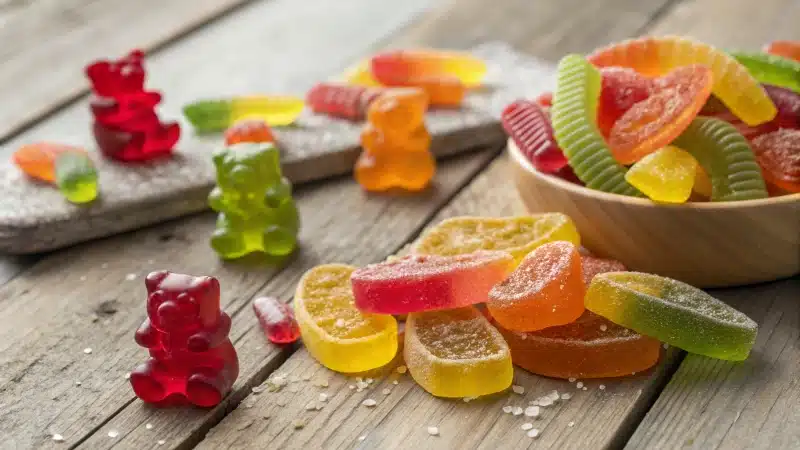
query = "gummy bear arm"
xmin=208 ymin=187 xmax=224 ymax=212
xmin=134 ymin=318 xmax=160 ymax=349
xmin=187 ymin=313 xmax=232 ymax=352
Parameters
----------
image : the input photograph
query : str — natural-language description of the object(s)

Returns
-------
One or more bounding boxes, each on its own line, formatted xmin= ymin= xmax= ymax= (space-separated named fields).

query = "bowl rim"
xmin=507 ymin=138 xmax=800 ymax=209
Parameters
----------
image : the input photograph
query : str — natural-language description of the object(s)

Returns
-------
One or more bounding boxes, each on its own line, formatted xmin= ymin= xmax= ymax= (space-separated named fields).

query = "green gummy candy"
xmin=672 ymin=117 xmax=768 ymax=201
xmin=730 ymin=51 xmax=800 ymax=94
xmin=551 ymin=54 xmax=642 ymax=197
xmin=586 ymin=272 xmax=758 ymax=361
xmin=183 ymin=100 xmax=232 ymax=133
xmin=55 ymin=152 xmax=98 ymax=204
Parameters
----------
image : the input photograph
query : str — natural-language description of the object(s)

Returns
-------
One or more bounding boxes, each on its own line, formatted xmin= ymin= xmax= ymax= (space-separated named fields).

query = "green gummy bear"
xmin=55 ymin=152 xmax=98 ymax=204
xmin=208 ymin=142 xmax=300 ymax=259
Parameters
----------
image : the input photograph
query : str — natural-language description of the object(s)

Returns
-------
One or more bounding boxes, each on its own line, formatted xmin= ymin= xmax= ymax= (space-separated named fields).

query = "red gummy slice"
xmin=350 ymin=251 xmax=513 ymax=315
xmin=580 ymin=254 xmax=626 ymax=286
xmin=225 ymin=119 xmax=275 ymax=145
xmin=502 ymin=100 xmax=568 ymax=173
xmin=597 ymin=67 xmax=654 ymax=137
xmin=609 ymin=65 xmax=713 ymax=164
xmin=703 ymin=85 xmax=800 ymax=139
xmin=751 ymin=129 xmax=800 ymax=193
xmin=252 ymin=296 xmax=300 ymax=344
xmin=551 ymin=164 xmax=583 ymax=185
xmin=765 ymin=41 xmax=800 ymax=62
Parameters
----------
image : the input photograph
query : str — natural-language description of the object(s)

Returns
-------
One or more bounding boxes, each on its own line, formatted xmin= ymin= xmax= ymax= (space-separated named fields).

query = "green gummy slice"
xmin=183 ymin=100 xmax=233 ymax=133
xmin=586 ymin=272 xmax=758 ymax=361
xmin=551 ymin=54 xmax=642 ymax=197
xmin=730 ymin=51 xmax=800 ymax=94
xmin=55 ymin=152 xmax=98 ymax=204
xmin=672 ymin=117 xmax=768 ymax=201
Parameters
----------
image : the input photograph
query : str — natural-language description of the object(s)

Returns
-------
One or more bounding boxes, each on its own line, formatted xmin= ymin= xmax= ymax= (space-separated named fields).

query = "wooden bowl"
xmin=508 ymin=140 xmax=800 ymax=288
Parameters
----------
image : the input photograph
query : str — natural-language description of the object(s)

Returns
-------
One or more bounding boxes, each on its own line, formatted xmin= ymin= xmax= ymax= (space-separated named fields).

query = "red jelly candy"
xmin=751 ymin=129 xmax=800 ymax=193
xmin=580 ymin=254 xmax=626 ymax=286
xmin=597 ymin=67 xmax=654 ymax=137
xmin=551 ymin=164 xmax=583 ymax=185
xmin=702 ymin=85 xmax=800 ymax=139
xmin=350 ymin=251 xmax=514 ymax=314
xmin=252 ymin=296 xmax=300 ymax=344
xmin=129 ymin=271 xmax=239 ymax=407
xmin=306 ymin=82 xmax=384 ymax=120
xmin=224 ymin=119 xmax=275 ymax=145
xmin=502 ymin=100 xmax=568 ymax=173
xmin=535 ymin=92 xmax=553 ymax=108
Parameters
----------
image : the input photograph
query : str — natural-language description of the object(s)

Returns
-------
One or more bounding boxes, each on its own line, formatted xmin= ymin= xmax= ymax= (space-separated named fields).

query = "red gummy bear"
xmin=130 ymin=271 xmax=239 ymax=407
xmin=86 ymin=50 xmax=179 ymax=162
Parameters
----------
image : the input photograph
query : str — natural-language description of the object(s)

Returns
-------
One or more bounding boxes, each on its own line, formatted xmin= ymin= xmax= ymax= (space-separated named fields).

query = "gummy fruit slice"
xmin=487 ymin=241 xmax=585 ymax=332
xmin=294 ymin=264 xmax=398 ymax=373
xmin=588 ymin=36 xmax=777 ymax=126
xmin=672 ymin=117 xmax=768 ymax=201
xmin=730 ymin=52 xmax=800 ymax=94
xmin=597 ymin=67 xmax=653 ymax=137
xmin=183 ymin=96 xmax=304 ymax=133
xmin=585 ymin=272 xmax=758 ymax=361
xmin=581 ymin=254 xmax=626 ymax=286
xmin=13 ymin=143 xmax=85 ymax=183
xmin=550 ymin=55 xmax=642 ymax=196
xmin=501 ymin=99 xmax=568 ymax=173
xmin=624 ymin=146 xmax=698 ymax=203
xmin=404 ymin=306 xmax=513 ymax=398
xmin=351 ymin=251 xmax=513 ymax=315
xmin=224 ymin=119 xmax=274 ymax=145
xmin=370 ymin=49 xmax=487 ymax=88
xmin=765 ymin=40 xmax=800 ymax=62
xmin=609 ymin=65 xmax=712 ymax=164
xmin=411 ymin=214 xmax=581 ymax=266
xmin=750 ymin=129 xmax=800 ymax=193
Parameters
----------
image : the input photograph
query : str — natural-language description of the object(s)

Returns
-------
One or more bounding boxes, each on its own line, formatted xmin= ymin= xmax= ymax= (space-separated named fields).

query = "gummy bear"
xmin=355 ymin=88 xmax=435 ymax=191
xmin=13 ymin=143 xmax=98 ymax=204
xmin=370 ymin=49 xmax=487 ymax=88
xmin=350 ymin=251 xmax=513 ymax=314
xmin=183 ymin=96 xmax=304 ymax=133
xmin=624 ymin=146 xmax=698 ymax=203
xmin=252 ymin=296 xmax=300 ymax=344
xmin=306 ymin=82 xmax=384 ymax=120
xmin=765 ymin=40 xmax=800 ymax=62
xmin=224 ymin=119 xmax=275 ymax=145
xmin=208 ymin=142 xmax=300 ymax=259
xmin=130 ymin=271 xmax=239 ymax=407
xmin=501 ymin=99 xmax=568 ymax=173
xmin=597 ymin=67 xmax=654 ymax=137
xmin=750 ymin=128 xmax=800 ymax=193
xmin=86 ymin=50 xmax=180 ymax=162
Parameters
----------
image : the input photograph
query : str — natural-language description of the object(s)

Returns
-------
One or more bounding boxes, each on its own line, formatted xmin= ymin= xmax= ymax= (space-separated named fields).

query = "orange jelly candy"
xmin=609 ymin=65 xmax=712 ymax=164
xmin=751 ymin=129 xmax=800 ymax=193
xmin=224 ymin=119 xmax=274 ymax=145
xmin=487 ymin=241 xmax=585 ymax=332
xmin=13 ymin=143 xmax=87 ymax=183
xmin=382 ymin=75 xmax=465 ymax=108
xmin=765 ymin=40 xmax=800 ymax=62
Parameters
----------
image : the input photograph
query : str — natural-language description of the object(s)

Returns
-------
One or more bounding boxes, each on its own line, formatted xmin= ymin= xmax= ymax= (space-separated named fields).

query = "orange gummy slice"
xmin=609 ymin=65 xmax=712 ymax=164
xmin=13 ymin=143 xmax=87 ymax=183
xmin=224 ymin=119 xmax=274 ymax=145
xmin=751 ymin=129 xmax=800 ymax=193
xmin=765 ymin=40 xmax=800 ymax=62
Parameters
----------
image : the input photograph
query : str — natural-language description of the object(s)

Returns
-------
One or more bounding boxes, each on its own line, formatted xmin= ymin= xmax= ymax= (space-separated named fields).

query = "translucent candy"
xmin=341 ymin=60 xmax=381 ymax=86
xmin=624 ymin=146 xmax=698 ymax=203
xmin=371 ymin=49 xmax=487 ymax=88
xmin=306 ymin=82 xmax=384 ymax=120
xmin=294 ymin=264 xmax=398 ymax=373
xmin=252 ymin=296 xmax=300 ymax=344
xmin=351 ymin=251 xmax=513 ymax=314
xmin=765 ymin=40 xmax=800 ymax=62
xmin=502 ymin=99 xmax=568 ymax=173
xmin=411 ymin=214 xmax=581 ymax=266
xmin=581 ymin=254 xmax=626 ymax=286
xmin=693 ymin=164 xmax=713 ymax=198
xmin=609 ymin=65 xmax=712 ymax=164
xmin=672 ymin=117 xmax=768 ymax=201
xmin=597 ymin=67 xmax=653 ymax=137
xmin=224 ymin=119 xmax=274 ymax=145
xmin=535 ymin=92 xmax=553 ymax=108
xmin=371 ymin=74 xmax=465 ymax=107
xmin=404 ymin=306 xmax=513 ymax=397
xmin=13 ymin=143 xmax=98 ymax=204
xmin=550 ymin=55 xmax=642 ymax=196
xmin=488 ymin=241 xmax=585 ymax=331
xmin=751 ymin=129 xmax=800 ymax=193
xmin=183 ymin=96 xmax=304 ymax=133
xmin=495 ymin=311 xmax=661 ymax=379
xmin=585 ymin=272 xmax=758 ymax=361
xmin=588 ymin=36 xmax=777 ymax=126
xmin=701 ymin=85 xmax=800 ymax=140
xmin=730 ymin=52 xmax=800 ymax=94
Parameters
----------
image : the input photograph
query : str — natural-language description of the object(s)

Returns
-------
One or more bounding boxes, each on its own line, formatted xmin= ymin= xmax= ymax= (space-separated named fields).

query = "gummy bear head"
xmin=367 ymin=88 xmax=428 ymax=133
xmin=85 ymin=50 xmax=146 ymax=98
xmin=212 ymin=142 xmax=282 ymax=192
xmin=144 ymin=271 xmax=221 ymax=332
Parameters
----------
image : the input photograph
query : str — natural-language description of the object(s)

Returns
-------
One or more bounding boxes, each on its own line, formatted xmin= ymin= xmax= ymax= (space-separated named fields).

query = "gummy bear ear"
xmin=145 ymin=270 xmax=169 ymax=291
xmin=211 ymin=148 xmax=228 ymax=167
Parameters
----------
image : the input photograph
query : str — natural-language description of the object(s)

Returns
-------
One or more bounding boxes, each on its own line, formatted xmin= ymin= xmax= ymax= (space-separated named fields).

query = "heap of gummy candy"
xmin=504 ymin=36 xmax=800 ymax=203
xmin=281 ymin=213 xmax=757 ymax=399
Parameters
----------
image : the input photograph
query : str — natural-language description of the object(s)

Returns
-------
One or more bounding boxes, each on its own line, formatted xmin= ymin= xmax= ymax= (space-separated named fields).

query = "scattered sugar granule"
xmin=107 ymin=430 xmax=119 ymax=438
xmin=512 ymin=385 xmax=525 ymax=395
xmin=74 ymin=381 xmax=82 ymax=386
xmin=305 ymin=401 xmax=317 ymax=411
xmin=427 ymin=426 xmax=439 ymax=436
xmin=382 ymin=388 xmax=391 ymax=396
xmin=392 ymin=380 xmax=399 ymax=385
xmin=362 ymin=399 xmax=377 ymax=407
xmin=319 ymin=393 xmax=328 ymax=402
xmin=124 ymin=373 xmax=130 ymax=380
xmin=125 ymin=273 xmax=137 ymax=281
xmin=576 ymin=382 xmax=584 ymax=389
xmin=524 ymin=406 xmax=540 ymax=418
xmin=366 ymin=378 xmax=374 ymax=384
xmin=583 ymin=387 xmax=588 ymax=391
xmin=512 ymin=406 xmax=524 ymax=416
xmin=157 ymin=440 xmax=166 ymax=446
xmin=568 ymin=421 xmax=575 ymax=427
xmin=349 ymin=385 xmax=355 ymax=390
xmin=52 ymin=434 xmax=64 ymax=442
xmin=521 ymin=423 xmax=533 ymax=431
xmin=356 ymin=380 xmax=369 ymax=390
xmin=145 ymin=424 xmax=153 ymax=430
xmin=312 ymin=376 xmax=329 ymax=388
xmin=502 ymin=406 xmax=513 ymax=414
xmin=599 ymin=324 xmax=608 ymax=332
xmin=527 ymin=428 xmax=540 ymax=438
xmin=292 ymin=419 xmax=306 ymax=429
xmin=599 ymin=384 xmax=606 ymax=390
xmin=83 ymin=348 xmax=92 ymax=355
xmin=358 ymin=436 xmax=366 ymax=442
xmin=396 ymin=365 xmax=408 ymax=374
xmin=538 ymin=397 xmax=553 ymax=407
xmin=561 ymin=393 xmax=572 ymax=400
xmin=251 ymin=385 xmax=267 ymax=394
xmin=548 ymin=390 xmax=560 ymax=402
xmin=568 ymin=377 xmax=576 ymax=383
xmin=335 ymin=318 xmax=346 ymax=328
xmin=463 ymin=396 xmax=476 ymax=403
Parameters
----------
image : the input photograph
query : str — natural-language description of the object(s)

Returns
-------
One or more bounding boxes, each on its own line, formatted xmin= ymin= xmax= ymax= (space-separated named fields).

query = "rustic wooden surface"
xmin=1 ymin=0 xmax=799 ymax=449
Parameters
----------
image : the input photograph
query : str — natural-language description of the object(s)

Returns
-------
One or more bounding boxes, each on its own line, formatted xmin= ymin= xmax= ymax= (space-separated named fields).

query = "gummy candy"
xmin=224 ymin=119 xmax=274 ymax=145
xmin=341 ymin=60 xmax=381 ymax=87
xmin=701 ymin=85 xmax=800 ymax=140
xmin=765 ymin=40 xmax=800 ymax=62
xmin=294 ymin=264 xmax=398 ymax=373
xmin=350 ymin=251 xmax=513 ymax=314
xmin=581 ymin=254 xmax=626 ymax=286
xmin=183 ymin=96 xmax=304 ymax=133
xmin=130 ymin=271 xmax=239 ymax=407
xmin=624 ymin=146 xmax=698 ymax=203
xmin=86 ymin=50 xmax=180 ymax=162
xmin=412 ymin=214 xmax=581 ymax=266
xmin=672 ymin=117 xmax=768 ymax=201
xmin=501 ymin=99 xmax=568 ymax=173
xmin=13 ymin=143 xmax=98 ymax=204
xmin=585 ymin=272 xmax=758 ymax=361
xmin=693 ymin=165 xmax=713 ymax=198
xmin=370 ymin=49 xmax=487 ymax=88
xmin=751 ymin=129 xmax=800 ymax=193
xmin=535 ymin=92 xmax=553 ymax=108
xmin=597 ymin=67 xmax=653 ymax=137
xmin=252 ymin=296 xmax=300 ymax=344
xmin=208 ymin=142 xmax=300 ymax=259
xmin=487 ymin=241 xmax=585 ymax=332
xmin=495 ymin=311 xmax=661 ymax=379
xmin=355 ymin=88 xmax=435 ymax=191
xmin=730 ymin=52 xmax=800 ymax=94
xmin=404 ymin=306 xmax=513 ymax=398
xmin=587 ymin=36 xmax=777 ymax=126
xmin=551 ymin=165 xmax=584 ymax=185
xmin=306 ymin=82 xmax=384 ymax=120
xmin=372 ymin=73 xmax=466 ymax=108
xmin=550 ymin=55 xmax=642 ymax=196
xmin=609 ymin=65 xmax=713 ymax=164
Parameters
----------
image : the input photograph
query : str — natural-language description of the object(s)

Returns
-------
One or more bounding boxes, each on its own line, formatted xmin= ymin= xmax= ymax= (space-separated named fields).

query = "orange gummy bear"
xmin=355 ymin=88 xmax=435 ymax=192
xmin=224 ymin=119 xmax=274 ymax=145
xmin=13 ymin=143 xmax=87 ymax=183
xmin=765 ymin=40 xmax=800 ymax=62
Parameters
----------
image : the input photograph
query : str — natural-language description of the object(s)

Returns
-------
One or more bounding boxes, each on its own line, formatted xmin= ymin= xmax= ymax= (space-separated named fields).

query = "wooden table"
xmin=1 ymin=0 xmax=798 ymax=448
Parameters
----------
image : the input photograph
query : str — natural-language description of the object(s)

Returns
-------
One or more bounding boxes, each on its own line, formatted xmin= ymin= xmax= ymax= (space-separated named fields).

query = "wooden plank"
xmin=0 ymin=0 xmax=259 ymax=143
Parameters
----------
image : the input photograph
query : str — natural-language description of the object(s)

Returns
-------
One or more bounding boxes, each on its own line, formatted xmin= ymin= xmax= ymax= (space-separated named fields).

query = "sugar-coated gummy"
xmin=252 ymin=296 xmax=301 ymax=344
xmin=183 ymin=96 xmax=304 ymax=133
xmin=501 ymin=99 xmax=568 ymax=173
xmin=730 ymin=52 xmax=800 ymax=94
xmin=750 ymin=128 xmax=800 ymax=193
xmin=765 ymin=40 xmax=800 ymax=62
xmin=371 ymin=49 xmax=487 ymax=88
xmin=224 ymin=119 xmax=275 ymax=145
xmin=624 ymin=146 xmax=698 ymax=203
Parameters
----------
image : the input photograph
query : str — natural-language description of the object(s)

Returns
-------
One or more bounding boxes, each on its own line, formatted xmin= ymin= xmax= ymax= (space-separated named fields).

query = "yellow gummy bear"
xmin=294 ymin=264 xmax=398 ymax=373
xmin=625 ymin=146 xmax=698 ymax=203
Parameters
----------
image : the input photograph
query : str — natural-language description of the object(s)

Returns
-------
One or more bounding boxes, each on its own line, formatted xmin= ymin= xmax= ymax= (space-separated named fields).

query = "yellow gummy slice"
xmin=294 ymin=264 xmax=398 ymax=373
xmin=340 ymin=60 xmax=381 ymax=87
xmin=625 ymin=146 xmax=698 ymax=203
xmin=588 ymin=36 xmax=777 ymax=126
xmin=411 ymin=214 xmax=581 ymax=266
xmin=230 ymin=96 xmax=305 ymax=126
xmin=404 ymin=307 xmax=513 ymax=398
